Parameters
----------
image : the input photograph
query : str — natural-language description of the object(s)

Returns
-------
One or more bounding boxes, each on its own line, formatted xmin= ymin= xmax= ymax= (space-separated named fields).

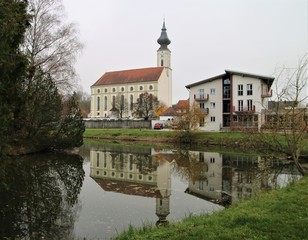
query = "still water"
xmin=0 ymin=141 xmax=301 ymax=239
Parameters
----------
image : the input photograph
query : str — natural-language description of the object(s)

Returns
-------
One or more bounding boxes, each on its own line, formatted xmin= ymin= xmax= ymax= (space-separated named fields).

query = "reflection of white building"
xmin=184 ymin=151 xmax=223 ymax=203
xmin=90 ymin=150 xmax=172 ymax=223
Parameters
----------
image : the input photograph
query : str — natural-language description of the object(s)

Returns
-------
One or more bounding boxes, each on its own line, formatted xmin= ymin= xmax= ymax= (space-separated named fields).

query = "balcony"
xmin=261 ymin=89 xmax=272 ymax=98
xmin=232 ymin=105 xmax=256 ymax=113
xmin=194 ymin=93 xmax=209 ymax=101
xmin=200 ymin=107 xmax=209 ymax=115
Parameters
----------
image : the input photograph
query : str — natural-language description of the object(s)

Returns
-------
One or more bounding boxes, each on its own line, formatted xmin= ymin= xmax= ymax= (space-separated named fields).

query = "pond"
xmin=0 ymin=141 xmax=301 ymax=239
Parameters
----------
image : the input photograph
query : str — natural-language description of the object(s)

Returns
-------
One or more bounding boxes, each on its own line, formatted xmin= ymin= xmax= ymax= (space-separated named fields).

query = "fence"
xmin=84 ymin=119 xmax=151 ymax=129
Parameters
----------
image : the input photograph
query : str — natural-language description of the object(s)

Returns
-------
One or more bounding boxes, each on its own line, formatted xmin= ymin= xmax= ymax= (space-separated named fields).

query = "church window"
xmin=112 ymin=87 xmax=116 ymax=92
xmin=130 ymin=86 xmax=134 ymax=91
xmin=97 ymin=97 xmax=100 ymax=111
xmin=112 ymin=96 xmax=115 ymax=108
xmin=161 ymin=59 xmax=164 ymax=66
xmin=130 ymin=95 xmax=134 ymax=111
xmin=149 ymin=85 xmax=153 ymax=90
xmin=104 ymin=96 xmax=107 ymax=111
xmin=121 ymin=87 xmax=125 ymax=92
xmin=104 ymin=88 xmax=108 ymax=93
xmin=97 ymin=89 xmax=100 ymax=93
xmin=139 ymin=86 xmax=143 ymax=91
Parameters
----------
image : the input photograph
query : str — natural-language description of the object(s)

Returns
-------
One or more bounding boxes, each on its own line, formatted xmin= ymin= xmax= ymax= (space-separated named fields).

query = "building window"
xmin=139 ymin=86 xmax=143 ymax=91
xmin=210 ymin=157 xmax=215 ymax=163
xmin=121 ymin=87 xmax=125 ymax=92
xmin=97 ymin=89 xmax=100 ymax=93
xmin=223 ymin=86 xmax=230 ymax=98
xmin=210 ymin=88 xmax=215 ymax=95
xmin=238 ymin=84 xmax=243 ymax=96
xmin=120 ymin=95 xmax=125 ymax=111
xmin=210 ymin=116 xmax=215 ymax=122
xmin=130 ymin=95 xmax=133 ymax=111
xmin=210 ymin=102 xmax=216 ymax=109
xmin=112 ymin=88 xmax=116 ymax=92
xmin=112 ymin=95 xmax=115 ymax=108
xmin=104 ymin=152 xmax=107 ymax=168
xmin=149 ymin=85 xmax=153 ymax=90
xmin=104 ymin=88 xmax=108 ymax=93
xmin=238 ymin=100 xmax=243 ymax=111
xmin=97 ymin=97 xmax=100 ymax=111
xmin=161 ymin=59 xmax=164 ymax=66
xmin=96 ymin=153 xmax=99 ymax=167
xmin=130 ymin=86 xmax=134 ymax=91
xmin=200 ymin=117 xmax=205 ymax=127
xmin=198 ymin=89 xmax=205 ymax=99
xmin=247 ymin=99 xmax=253 ymax=111
xmin=200 ymin=103 xmax=205 ymax=109
xmin=104 ymin=96 xmax=107 ymax=111
xmin=247 ymin=84 xmax=253 ymax=95
xmin=199 ymin=181 xmax=204 ymax=190
xmin=199 ymin=152 xmax=205 ymax=162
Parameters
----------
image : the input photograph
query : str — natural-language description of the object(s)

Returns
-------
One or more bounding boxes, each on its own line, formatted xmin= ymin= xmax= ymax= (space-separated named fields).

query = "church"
xmin=90 ymin=21 xmax=172 ymax=118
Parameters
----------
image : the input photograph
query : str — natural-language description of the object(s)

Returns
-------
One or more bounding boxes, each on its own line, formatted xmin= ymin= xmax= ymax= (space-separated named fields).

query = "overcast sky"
xmin=62 ymin=0 xmax=307 ymax=104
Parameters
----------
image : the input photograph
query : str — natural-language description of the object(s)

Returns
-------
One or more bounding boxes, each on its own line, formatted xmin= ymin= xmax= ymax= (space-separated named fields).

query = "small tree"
xmin=154 ymin=102 xmax=168 ymax=119
xmin=176 ymin=102 xmax=207 ymax=143
xmin=133 ymin=92 xmax=159 ymax=120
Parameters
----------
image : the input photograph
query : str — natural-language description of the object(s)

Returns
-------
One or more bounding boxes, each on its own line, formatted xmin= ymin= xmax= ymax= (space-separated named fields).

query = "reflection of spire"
xmin=155 ymin=159 xmax=171 ymax=224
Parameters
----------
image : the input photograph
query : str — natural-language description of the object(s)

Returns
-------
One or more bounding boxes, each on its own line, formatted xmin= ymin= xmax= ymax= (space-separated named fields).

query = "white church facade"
xmin=90 ymin=21 xmax=172 ymax=119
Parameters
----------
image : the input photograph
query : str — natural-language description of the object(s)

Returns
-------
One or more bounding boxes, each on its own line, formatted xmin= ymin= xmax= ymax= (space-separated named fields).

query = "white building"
xmin=185 ymin=70 xmax=274 ymax=131
xmin=90 ymin=21 xmax=172 ymax=118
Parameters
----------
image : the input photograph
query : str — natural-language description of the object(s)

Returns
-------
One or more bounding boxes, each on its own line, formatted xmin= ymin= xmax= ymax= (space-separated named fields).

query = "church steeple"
xmin=157 ymin=20 xmax=171 ymax=50
xmin=157 ymin=20 xmax=171 ymax=68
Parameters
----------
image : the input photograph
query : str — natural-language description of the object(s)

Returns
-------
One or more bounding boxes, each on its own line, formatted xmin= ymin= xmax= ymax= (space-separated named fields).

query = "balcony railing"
xmin=200 ymin=107 xmax=209 ymax=114
xmin=194 ymin=93 xmax=209 ymax=101
xmin=232 ymin=105 xmax=256 ymax=113
xmin=261 ymin=89 xmax=272 ymax=98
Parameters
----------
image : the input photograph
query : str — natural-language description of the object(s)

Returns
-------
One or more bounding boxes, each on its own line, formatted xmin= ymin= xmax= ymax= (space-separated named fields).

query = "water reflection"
xmin=90 ymin=146 xmax=172 ymax=225
xmin=0 ymin=153 xmax=84 ymax=239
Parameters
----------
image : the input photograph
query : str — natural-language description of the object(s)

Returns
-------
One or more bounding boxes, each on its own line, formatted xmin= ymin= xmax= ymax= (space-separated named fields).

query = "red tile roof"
xmin=161 ymin=106 xmax=177 ymax=116
xmin=176 ymin=100 xmax=189 ymax=110
xmin=91 ymin=177 xmax=162 ymax=198
xmin=92 ymin=67 xmax=164 ymax=86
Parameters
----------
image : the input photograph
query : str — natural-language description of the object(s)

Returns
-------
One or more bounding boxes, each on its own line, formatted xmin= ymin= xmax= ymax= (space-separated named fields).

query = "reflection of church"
xmin=90 ymin=149 xmax=172 ymax=224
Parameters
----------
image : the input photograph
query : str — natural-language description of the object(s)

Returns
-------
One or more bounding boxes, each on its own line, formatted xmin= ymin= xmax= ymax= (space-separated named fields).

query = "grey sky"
xmin=62 ymin=0 xmax=307 ymax=104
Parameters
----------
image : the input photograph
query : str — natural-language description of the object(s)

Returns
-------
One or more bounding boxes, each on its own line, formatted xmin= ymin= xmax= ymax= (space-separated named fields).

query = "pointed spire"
xmin=157 ymin=19 xmax=171 ymax=50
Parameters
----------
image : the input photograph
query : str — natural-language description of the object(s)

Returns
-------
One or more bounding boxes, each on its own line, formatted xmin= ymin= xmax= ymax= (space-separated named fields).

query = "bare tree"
xmin=261 ymin=55 xmax=308 ymax=175
xmin=133 ymin=92 xmax=159 ymax=120
xmin=24 ymin=0 xmax=83 ymax=92
xmin=110 ymin=94 xmax=129 ymax=119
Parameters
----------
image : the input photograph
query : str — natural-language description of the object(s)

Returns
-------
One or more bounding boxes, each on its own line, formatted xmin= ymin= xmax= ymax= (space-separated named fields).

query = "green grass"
xmin=83 ymin=128 xmax=308 ymax=154
xmin=113 ymin=176 xmax=308 ymax=240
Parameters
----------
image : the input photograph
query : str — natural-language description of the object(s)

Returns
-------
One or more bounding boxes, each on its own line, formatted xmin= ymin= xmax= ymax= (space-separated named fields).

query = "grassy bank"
xmin=113 ymin=176 xmax=308 ymax=240
xmin=83 ymin=128 xmax=308 ymax=154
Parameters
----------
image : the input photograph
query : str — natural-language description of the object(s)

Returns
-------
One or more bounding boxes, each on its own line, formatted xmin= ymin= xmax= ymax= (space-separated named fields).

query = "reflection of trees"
xmin=172 ymin=149 xmax=208 ymax=183
xmin=0 ymin=153 xmax=84 ymax=239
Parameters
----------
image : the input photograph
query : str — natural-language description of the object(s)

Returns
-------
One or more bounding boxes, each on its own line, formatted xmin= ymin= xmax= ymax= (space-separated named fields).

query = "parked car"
xmin=154 ymin=123 xmax=163 ymax=130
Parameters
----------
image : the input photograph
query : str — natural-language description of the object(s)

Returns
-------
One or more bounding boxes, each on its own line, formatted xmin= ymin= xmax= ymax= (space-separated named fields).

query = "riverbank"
xmin=113 ymin=176 xmax=308 ymax=240
xmin=84 ymin=128 xmax=308 ymax=155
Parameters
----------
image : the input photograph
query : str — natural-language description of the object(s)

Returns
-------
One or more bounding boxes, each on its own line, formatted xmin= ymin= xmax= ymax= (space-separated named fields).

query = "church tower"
xmin=157 ymin=20 xmax=171 ymax=68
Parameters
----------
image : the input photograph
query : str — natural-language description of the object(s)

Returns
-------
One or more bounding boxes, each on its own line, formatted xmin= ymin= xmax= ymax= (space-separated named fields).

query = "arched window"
xmin=130 ymin=95 xmax=133 ymax=111
xmin=104 ymin=96 xmax=107 ymax=110
xmin=161 ymin=59 xmax=164 ymax=66
xmin=97 ymin=96 xmax=100 ymax=111
xmin=121 ymin=95 xmax=125 ymax=110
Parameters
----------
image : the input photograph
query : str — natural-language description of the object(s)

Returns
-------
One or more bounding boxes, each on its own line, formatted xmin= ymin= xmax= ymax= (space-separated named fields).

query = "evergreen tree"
xmin=0 ymin=0 xmax=29 ymax=152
